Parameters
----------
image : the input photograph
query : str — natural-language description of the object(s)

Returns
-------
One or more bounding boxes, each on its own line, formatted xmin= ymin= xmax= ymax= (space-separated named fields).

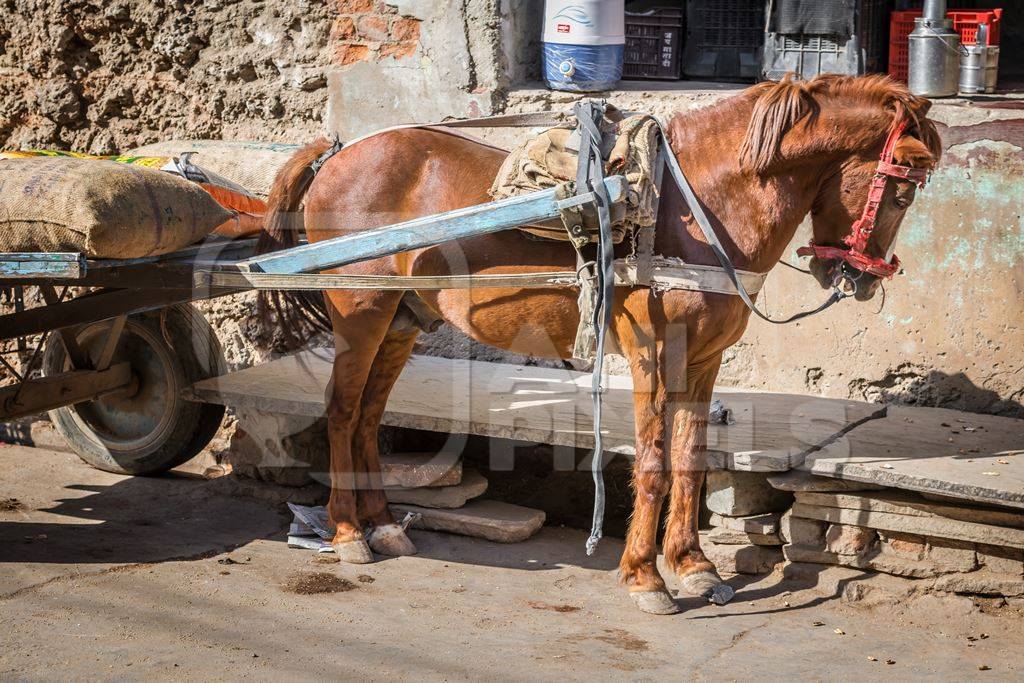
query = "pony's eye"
xmin=894 ymin=196 xmax=911 ymax=210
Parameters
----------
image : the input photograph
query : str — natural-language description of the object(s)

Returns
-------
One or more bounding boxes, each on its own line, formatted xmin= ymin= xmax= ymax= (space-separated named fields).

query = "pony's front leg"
xmin=663 ymin=359 xmax=736 ymax=605
xmin=616 ymin=316 xmax=679 ymax=615
xmin=619 ymin=388 xmax=678 ymax=615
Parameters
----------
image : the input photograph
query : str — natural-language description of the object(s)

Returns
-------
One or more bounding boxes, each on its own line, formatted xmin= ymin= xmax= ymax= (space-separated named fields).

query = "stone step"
xmin=793 ymin=490 xmax=1024 ymax=530
xmin=706 ymin=470 xmax=793 ymax=517
xmin=385 ymin=469 xmax=487 ymax=509
xmin=188 ymin=349 xmax=884 ymax=472
xmin=768 ymin=470 xmax=887 ymax=493
xmin=791 ymin=502 xmax=1024 ymax=550
xmin=800 ymin=404 xmax=1024 ymax=510
xmin=707 ymin=526 xmax=783 ymax=547
xmin=783 ymin=541 xmax=1024 ymax=596
xmin=700 ymin=533 xmax=783 ymax=574
xmin=381 ymin=452 xmax=462 ymax=488
xmin=709 ymin=512 xmax=780 ymax=535
xmin=391 ymin=500 xmax=545 ymax=543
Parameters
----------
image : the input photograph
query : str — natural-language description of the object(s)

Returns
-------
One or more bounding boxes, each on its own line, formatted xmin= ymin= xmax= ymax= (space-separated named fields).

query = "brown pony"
xmin=258 ymin=75 xmax=941 ymax=615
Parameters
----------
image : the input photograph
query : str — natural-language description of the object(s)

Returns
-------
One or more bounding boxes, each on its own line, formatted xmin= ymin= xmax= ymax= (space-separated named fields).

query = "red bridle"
xmin=797 ymin=120 xmax=928 ymax=279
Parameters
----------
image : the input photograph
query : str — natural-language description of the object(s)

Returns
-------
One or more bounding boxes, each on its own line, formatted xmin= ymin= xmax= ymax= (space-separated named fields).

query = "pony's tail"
xmin=255 ymin=138 xmax=334 ymax=348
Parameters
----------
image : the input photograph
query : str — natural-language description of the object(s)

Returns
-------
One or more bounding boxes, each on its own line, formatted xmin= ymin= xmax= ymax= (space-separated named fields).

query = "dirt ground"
xmin=2 ymin=443 xmax=1022 ymax=681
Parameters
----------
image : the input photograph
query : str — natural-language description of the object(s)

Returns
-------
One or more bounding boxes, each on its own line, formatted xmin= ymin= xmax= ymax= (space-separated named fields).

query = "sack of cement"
xmin=1 ymin=149 xmax=266 ymax=238
xmin=0 ymin=157 xmax=233 ymax=258
xmin=127 ymin=139 xmax=301 ymax=199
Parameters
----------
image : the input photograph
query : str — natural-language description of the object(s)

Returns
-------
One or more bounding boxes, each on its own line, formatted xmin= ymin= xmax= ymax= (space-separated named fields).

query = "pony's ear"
xmin=909 ymin=95 xmax=932 ymax=120
xmin=894 ymin=135 xmax=938 ymax=170
xmin=739 ymin=75 xmax=815 ymax=174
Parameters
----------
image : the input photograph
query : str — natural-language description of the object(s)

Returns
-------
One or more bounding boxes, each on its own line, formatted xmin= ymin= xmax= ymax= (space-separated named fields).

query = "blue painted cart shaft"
xmin=237 ymin=176 xmax=628 ymax=275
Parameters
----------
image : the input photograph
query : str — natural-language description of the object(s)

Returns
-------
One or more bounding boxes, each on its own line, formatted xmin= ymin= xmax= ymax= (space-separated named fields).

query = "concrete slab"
xmin=187 ymin=350 xmax=881 ymax=471
xmin=801 ymin=405 xmax=1024 ymax=509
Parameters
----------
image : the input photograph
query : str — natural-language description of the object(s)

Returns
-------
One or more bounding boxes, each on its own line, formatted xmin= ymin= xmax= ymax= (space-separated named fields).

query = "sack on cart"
xmin=127 ymin=139 xmax=299 ymax=200
xmin=0 ymin=156 xmax=233 ymax=258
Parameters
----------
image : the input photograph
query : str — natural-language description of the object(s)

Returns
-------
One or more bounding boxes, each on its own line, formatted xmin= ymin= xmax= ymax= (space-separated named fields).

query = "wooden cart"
xmin=0 ymin=178 xmax=627 ymax=475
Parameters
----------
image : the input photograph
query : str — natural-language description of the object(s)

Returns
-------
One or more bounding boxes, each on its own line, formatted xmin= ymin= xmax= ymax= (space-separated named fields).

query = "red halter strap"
xmin=797 ymin=120 xmax=928 ymax=279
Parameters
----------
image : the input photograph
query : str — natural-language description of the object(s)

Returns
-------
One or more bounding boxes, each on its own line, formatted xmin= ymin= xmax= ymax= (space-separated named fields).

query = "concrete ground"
xmin=2 ymin=444 xmax=1022 ymax=682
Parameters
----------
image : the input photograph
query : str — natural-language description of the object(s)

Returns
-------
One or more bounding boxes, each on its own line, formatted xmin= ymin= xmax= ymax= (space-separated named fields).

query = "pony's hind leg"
xmin=351 ymin=324 xmax=420 ymax=557
xmin=323 ymin=288 xmax=405 ymax=563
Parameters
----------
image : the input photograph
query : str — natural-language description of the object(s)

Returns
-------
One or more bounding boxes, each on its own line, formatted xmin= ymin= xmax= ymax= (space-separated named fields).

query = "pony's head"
xmin=740 ymin=74 xmax=942 ymax=301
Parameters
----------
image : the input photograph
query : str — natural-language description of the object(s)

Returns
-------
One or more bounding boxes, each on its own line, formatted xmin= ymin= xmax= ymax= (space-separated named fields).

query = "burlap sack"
xmin=127 ymin=140 xmax=300 ymax=199
xmin=489 ymin=115 xmax=661 ymax=243
xmin=0 ymin=157 xmax=233 ymax=258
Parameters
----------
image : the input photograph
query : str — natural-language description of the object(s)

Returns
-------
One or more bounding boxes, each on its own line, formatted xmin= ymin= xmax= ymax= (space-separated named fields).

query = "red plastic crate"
xmin=888 ymin=8 xmax=1002 ymax=82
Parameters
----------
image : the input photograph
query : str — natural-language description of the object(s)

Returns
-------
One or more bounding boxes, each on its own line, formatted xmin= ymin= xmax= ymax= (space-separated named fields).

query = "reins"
xmin=658 ymin=126 xmax=853 ymax=324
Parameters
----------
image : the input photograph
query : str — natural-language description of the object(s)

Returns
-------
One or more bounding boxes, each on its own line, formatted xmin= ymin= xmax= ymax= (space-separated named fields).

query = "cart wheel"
xmin=42 ymin=303 xmax=227 ymax=475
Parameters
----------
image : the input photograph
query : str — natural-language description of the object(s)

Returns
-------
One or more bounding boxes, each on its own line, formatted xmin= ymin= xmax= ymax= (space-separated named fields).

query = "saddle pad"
xmin=489 ymin=114 xmax=661 ymax=243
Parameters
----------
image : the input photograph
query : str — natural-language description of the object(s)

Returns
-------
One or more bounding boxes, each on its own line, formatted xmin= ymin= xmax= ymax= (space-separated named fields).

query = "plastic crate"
xmin=682 ymin=0 xmax=765 ymax=80
xmin=888 ymin=8 xmax=1002 ymax=82
xmin=623 ymin=8 xmax=685 ymax=80
xmin=763 ymin=0 xmax=888 ymax=80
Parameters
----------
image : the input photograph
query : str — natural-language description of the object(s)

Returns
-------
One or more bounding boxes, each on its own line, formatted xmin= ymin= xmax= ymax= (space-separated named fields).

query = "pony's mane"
xmin=737 ymin=74 xmax=942 ymax=174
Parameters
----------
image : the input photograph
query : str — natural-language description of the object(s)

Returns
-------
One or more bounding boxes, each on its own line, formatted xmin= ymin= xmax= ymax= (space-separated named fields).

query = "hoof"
xmin=629 ymin=590 xmax=681 ymax=615
xmin=332 ymin=538 xmax=374 ymax=564
xmin=367 ymin=524 xmax=417 ymax=557
xmin=679 ymin=571 xmax=735 ymax=605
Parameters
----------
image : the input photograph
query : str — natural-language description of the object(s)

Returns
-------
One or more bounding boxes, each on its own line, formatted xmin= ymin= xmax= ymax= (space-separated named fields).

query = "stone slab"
xmin=187 ymin=350 xmax=881 ymax=471
xmin=385 ymin=469 xmax=487 ymax=508
xmin=932 ymin=573 xmax=1024 ymax=597
xmin=791 ymin=503 xmax=1024 ymax=551
xmin=700 ymin=535 xmax=783 ymax=574
xmin=706 ymin=470 xmax=793 ymax=517
xmin=825 ymin=524 xmax=877 ymax=556
xmin=779 ymin=511 xmax=827 ymax=547
xmin=391 ymin=500 xmax=545 ymax=543
xmin=801 ymin=404 xmax=1024 ymax=509
xmin=708 ymin=512 xmax=779 ymax=535
xmin=793 ymin=490 xmax=1024 ymax=530
xmin=784 ymin=539 xmax=992 ymax=582
xmin=767 ymin=470 xmax=887 ymax=493
xmin=707 ymin=526 xmax=782 ymax=546
xmin=381 ymin=453 xmax=462 ymax=489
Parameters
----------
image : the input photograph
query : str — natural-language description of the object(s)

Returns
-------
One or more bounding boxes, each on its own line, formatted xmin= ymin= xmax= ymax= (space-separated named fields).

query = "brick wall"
xmin=330 ymin=1 xmax=423 ymax=66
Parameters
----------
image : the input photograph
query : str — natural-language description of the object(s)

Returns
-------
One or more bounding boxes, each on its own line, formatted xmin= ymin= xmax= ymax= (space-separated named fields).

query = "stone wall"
xmin=1 ymin=1 xmax=1021 ymax=419
xmin=0 ymin=0 xmax=338 ymax=152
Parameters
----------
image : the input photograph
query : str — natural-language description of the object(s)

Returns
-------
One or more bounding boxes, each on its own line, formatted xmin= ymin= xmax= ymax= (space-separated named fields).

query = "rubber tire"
xmin=42 ymin=303 xmax=227 ymax=475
